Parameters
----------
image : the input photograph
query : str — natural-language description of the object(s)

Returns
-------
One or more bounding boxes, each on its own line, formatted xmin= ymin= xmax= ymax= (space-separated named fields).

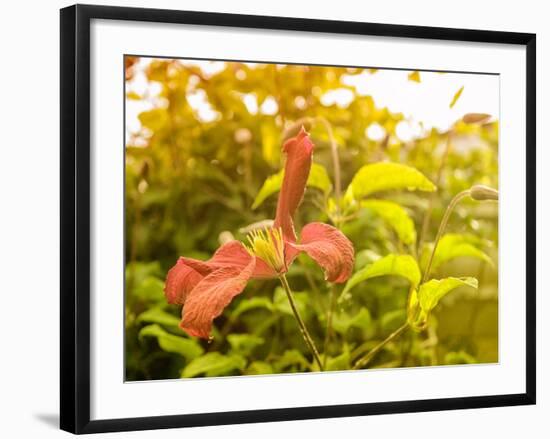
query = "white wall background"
xmin=0 ymin=0 xmax=546 ymax=437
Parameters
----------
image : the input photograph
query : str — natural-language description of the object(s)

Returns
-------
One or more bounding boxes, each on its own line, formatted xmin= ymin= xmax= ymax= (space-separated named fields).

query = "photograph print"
xmin=124 ymin=57 xmax=499 ymax=381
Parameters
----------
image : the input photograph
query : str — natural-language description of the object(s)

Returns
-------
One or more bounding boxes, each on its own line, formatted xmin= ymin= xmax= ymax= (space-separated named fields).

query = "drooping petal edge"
xmin=288 ymin=222 xmax=354 ymax=284
xmin=180 ymin=256 xmax=256 ymax=338
xmin=179 ymin=240 xmax=277 ymax=278
xmin=164 ymin=258 xmax=204 ymax=305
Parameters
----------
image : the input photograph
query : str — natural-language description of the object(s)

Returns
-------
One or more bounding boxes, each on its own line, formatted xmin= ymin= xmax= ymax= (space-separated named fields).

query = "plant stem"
xmin=418 ymin=130 xmax=453 ymax=254
xmin=317 ymin=116 xmax=342 ymax=220
xmin=322 ymin=284 xmax=338 ymax=368
xmin=353 ymin=323 xmax=409 ymax=370
xmin=298 ymin=258 xmax=326 ymax=314
xmin=279 ymin=274 xmax=324 ymax=371
xmin=422 ymin=189 xmax=470 ymax=283
xmin=315 ymin=117 xmax=343 ymax=366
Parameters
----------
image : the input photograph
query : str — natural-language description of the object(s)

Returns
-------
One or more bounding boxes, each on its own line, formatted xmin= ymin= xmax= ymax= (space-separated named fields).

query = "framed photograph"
xmin=60 ymin=4 xmax=536 ymax=434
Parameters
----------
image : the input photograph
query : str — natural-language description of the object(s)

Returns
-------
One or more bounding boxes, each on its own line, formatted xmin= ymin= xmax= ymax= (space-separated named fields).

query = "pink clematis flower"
xmin=164 ymin=127 xmax=354 ymax=339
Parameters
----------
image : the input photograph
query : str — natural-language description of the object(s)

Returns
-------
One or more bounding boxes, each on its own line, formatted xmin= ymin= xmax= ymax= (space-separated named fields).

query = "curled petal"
xmin=180 ymin=257 xmax=256 ymax=338
xmin=208 ymin=240 xmax=277 ymax=278
xmin=177 ymin=257 xmax=213 ymax=276
xmin=290 ymin=222 xmax=354 ymax=283
xmin=274 ymin=127 xmax=314 ymax=242
xmin=165 ymin=242 xmax=253 ymax=305
xmin=165 ymin=241 xmax=277 ymax=311
xmin=208 ymin=241 xmax=251 ymax=269
xmin=164 ymin=258 xmax=204 ymax=305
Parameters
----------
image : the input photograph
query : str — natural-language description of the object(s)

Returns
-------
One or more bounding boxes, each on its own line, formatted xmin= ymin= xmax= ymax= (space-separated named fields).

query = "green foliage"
xmin=326 ymin=347 xmax=352 ymax=371
xmin=182 ymin=352 xmax=247 ymax=378
xmin=332 ymin=307 xmax=372 ymax=335
xmin=132 ymin=276 xmax=165 ymax=302
xmin=230 ymin=296 xmax=274 ymax=318
xmin=273 ymin=350 xmax=310 ymax=372
xmin=273 ymin=287 xmax=310 ymax=318
xmin=418 ymin=277 xmax=478 ymax=313
xmin=444 ymin=350 xmax=477 ymax=365
xmin=139 ymin=324 xmax=204 ymax=360
xmin=360 ymin=200 xmax=417 ymax=245
xmin=252 ymin=163 xmax=332 ymax=209
xmin=421 ymin=233 xmax=492 ymax=272
xmin=342 ymin=254 xmax=421 ymax=298
xmin=125 ymin=59 xmax=499 ymax=379
xmin=345 ymin=162 xmax=436 ymax=200
xmin=245 ymin=361 xmax=274 ymax=375
xmin=227 ymin=334 xmax=265 ymax=356
xmin=137 ymin=307 xmax=181 ymax=329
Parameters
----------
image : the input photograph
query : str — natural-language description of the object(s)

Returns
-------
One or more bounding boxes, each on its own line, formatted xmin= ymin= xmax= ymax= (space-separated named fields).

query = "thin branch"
xmin=422 ymin=189 xmax=470 ymax=283
xmin=418 ymin=130 xmax=453 ymax=254
xmin=353 ymin=323 xmax=409 ymax=370
xmin=279 ymin=274 xmax=324 ymax=371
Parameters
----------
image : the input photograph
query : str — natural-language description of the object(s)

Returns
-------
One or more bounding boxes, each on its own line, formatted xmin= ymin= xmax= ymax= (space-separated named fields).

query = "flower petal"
xmin=177 ymin=257 xmax=213 ymax=276
xmin=180 ymin=257 xmax=256 ymax=338
xmin=274 ymin=127 xmax=314 ymax=242
xmin=181 ymin=241 xmax=268 ymax=275
xmin=208 ymin=240 xmax=277 ymax=278
xmin=165 ymin=240 xmax=278 ymax=310
xmin=208 ymin=241 xmax=251 ymax=269
xmin=290 ymin=222 xmax=354 ymax=283
xmin=164 ymin=258 xmax=204 ymax=305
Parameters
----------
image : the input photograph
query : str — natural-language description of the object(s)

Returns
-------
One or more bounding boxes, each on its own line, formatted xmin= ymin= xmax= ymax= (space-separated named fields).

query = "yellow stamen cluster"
xmin=246 ymin=227 xmax=286 ymax=273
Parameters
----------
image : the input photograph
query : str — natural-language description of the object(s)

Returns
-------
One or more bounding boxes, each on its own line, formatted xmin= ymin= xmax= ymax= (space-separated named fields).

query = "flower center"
xmin=246 ymin=227 xmax=286 ymax=273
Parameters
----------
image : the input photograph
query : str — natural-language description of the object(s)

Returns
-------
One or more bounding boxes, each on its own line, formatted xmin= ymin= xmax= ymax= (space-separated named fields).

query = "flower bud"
xmin=462 ymin=113 xmax=491 ymax=124
xmin=282 ymin=118 xmax=313 ymax=141
xmin=470 ymin=185 xmax=499 ymax=201
xmin=406 ymin=288 xmax=427 ymax=332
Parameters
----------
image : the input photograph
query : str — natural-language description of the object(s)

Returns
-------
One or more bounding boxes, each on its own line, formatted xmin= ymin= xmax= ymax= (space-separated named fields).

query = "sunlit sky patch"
xmin=126 ymin=58 xmax=499 ymax=145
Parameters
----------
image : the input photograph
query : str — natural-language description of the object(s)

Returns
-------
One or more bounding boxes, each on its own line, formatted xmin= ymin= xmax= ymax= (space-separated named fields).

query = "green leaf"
xmin=132 ymin=276 xmax=165 ymax=303
xmin=126 ymin=261 xmax=162 ymax=287
xmin=227 ymin=334 xmax=265 ymax=356
xmin=245 ymin=361 xmax=274 ymax=375
xmin=332 ymin=308 xmax=372 ymax=335
xmin=230 ymin=297 xmax=274 ymax=319
xmin=182 ymin=352 xmax=246 ymax=378
xmin=252 ymin=163 xmax=332 ymax=209
xmin=342 ymin=254 xmax=421 ymax=298
xmin=354 ymin=249 xmax=381 ymax=271
xmin=449 ymin=85 xmax=464 ymax=109
xmin=380 ymin=309 xmax=407 ymax=334
xmin=137 ymin=307 xmax=180 ymax=329
xmin=345 ymin=162 xmax=435 ymax=200
xmin=273 ymin=350 xmax=310 ymax=371
xmin=326 ymin=347 xmax=351 ymax=371
xmin=361 ymin=199 xmax=417 ymax=244
xmin=139 ymin=324 xmax=203 ymax=360
xmin=444 ymin=350 xmax=477 ymax=365
xmin=422 ymin=233 xmax=493 ymax=272
xmin=418 ymin=277 xmax=478 ymax=313
xmin=273 ymin=287 xmax=310 ymax=319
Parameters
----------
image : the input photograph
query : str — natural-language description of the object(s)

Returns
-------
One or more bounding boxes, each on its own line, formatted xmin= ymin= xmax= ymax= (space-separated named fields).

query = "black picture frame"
xmin=60 ymin=4 xmax=536 ymax=434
